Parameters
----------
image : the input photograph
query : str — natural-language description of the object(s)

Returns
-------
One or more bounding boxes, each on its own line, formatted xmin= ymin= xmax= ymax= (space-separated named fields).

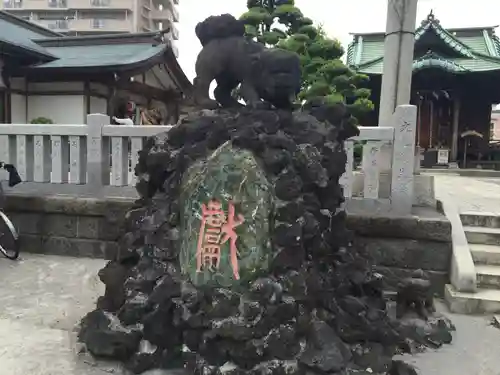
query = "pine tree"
xmin=240 ymin=0 xmax=374 ymax=123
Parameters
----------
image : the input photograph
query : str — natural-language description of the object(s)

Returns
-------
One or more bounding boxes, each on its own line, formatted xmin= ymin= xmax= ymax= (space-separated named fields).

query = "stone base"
xmin=376 ymin=266 xmax=448 ymax=296
xmin=444 ymin=284 xmax=500 ymax=314
xmin=3 ymin=194 xmax=452 ymax=296
xmin=3 ymin=194 xmax=130 ymax=260
xmin=351 ymin=172 xmax=435 ymax=208
xmin=347 ymin=207 xmax=452 ymax=295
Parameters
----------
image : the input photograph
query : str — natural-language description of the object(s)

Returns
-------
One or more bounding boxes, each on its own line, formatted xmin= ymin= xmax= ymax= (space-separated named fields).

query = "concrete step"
xmin=470 ymin=244 xmax=500 ymax=266
xmin=476 ymin=264 xmax=500 ymax=288
xmin=461 ymin=212 xmax=500 ymax=229
xmin=463 ymin=226 xmax=500 ymax=246
xmin=444 ymin=284 xmax=500 ymax=314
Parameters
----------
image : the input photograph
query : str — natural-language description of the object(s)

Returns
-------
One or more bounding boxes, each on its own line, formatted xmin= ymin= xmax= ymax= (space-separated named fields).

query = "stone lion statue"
xmin=396 ymin=269 xmax=436 ymax=320
xmin=193 ymin=14 xmax=302 ymax=110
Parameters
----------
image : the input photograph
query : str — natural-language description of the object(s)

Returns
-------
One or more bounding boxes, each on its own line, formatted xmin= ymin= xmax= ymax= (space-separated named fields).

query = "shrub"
xmin=30 ymin=117 xmax=53 ymax=124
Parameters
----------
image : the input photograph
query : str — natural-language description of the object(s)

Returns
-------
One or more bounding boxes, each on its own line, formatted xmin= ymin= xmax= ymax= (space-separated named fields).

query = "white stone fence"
xmin=0 ymin=105 xmax=416 ymax=214
xmin=341 ymin=105 xmax=417 ymax=215
xmin=0 ymin=114 xmax=170 ymax=188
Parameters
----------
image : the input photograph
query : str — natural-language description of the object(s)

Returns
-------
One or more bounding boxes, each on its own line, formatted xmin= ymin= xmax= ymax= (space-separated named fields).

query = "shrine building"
xmin=347 ymin=12 xmax=500 ymax=166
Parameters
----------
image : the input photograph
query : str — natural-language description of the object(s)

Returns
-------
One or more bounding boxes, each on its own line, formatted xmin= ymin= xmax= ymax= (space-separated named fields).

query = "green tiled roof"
xmin=412 ymin=52 xmax=469 ymax=73
xmin=414 ymin=15 xmax=474 ymax=58
xmin=346 ymin=42 xmax=355 ymax=66
xmin=0 ymin=11 xmax=172 ymax=70
xmin=460 ymin=35 xmax=490 ymax=55
xmin=357 ymin=54 xmax=500 ymax=75
xmin=0 ymin=13 xmax=58 ymax=58
xmin=358 ymin=40 xmax=385 ymax=65
xmin=493 ymin=34 xmax=500 ymax=55
xmin=347 ymin=11 xmax=500 ymax=75
xmin=32 ymin=43 xmax=168 ymax=69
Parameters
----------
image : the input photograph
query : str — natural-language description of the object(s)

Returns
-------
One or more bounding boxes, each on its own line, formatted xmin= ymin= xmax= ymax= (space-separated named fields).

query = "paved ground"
xmin=414 ymin=174 xmax=500 ymax=374
xmin=0 ymin=254 xmax=498 ymax=375
xmin=430 ymin=174 xmax=500 ymax=214
xmin=421 ymin=168 xmax=500 ymax=178
xmin=0 ymin=176 xmax=499 ymax=374
xmin=397 ymin=305 xmax=500 ymax=375
xmin=0 ymin=254 xmax=115 ymax=375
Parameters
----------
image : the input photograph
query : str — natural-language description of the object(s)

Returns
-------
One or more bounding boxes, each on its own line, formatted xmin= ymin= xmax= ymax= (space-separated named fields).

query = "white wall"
xmin=28 ymin=95 xmax=85 ymax=124
xmin=28 ymin=82 xmax=84 ymax=92
xmin=10 ymin=77 xmax=26 ymax=123
xmin=90 ymin=96 xmax=107 ymax=115
xmin=8 ymin=78 xmax=170 ymax=124
xmin=27 ymin=82 xmax=85 ymax=124
xmin=89 ymin=83 xmax=108 ymax=97
xmin=9 ymin=81 xmax=86 ymax=124
xmin=11 ymin=94 xmax=26 ymax=123
xmin=10 ymin=77 xmax=25 ymax=91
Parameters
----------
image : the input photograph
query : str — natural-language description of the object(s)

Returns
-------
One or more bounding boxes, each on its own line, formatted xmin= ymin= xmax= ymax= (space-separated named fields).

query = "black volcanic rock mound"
xmin=78 ymin=106 xmax=453 ymax=375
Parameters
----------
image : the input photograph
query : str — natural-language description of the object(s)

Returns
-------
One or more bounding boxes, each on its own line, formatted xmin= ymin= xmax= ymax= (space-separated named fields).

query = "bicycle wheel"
xmin=0 ymin=211 xmax=19 ymax=260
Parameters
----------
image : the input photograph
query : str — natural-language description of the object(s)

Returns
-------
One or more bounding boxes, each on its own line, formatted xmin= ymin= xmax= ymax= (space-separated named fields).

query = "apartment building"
xmin=0 ymin=0 xmax=179 ymax=43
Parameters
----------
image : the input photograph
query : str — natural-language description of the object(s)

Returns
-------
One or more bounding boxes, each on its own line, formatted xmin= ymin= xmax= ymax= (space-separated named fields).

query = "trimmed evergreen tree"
xmin=240 ymin=0 xmax=374 ymax=123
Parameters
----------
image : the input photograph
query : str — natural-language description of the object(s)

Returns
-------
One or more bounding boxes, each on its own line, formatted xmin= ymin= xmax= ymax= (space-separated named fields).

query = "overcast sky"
xmin=176 ymin=0 xmax=500 ymax=81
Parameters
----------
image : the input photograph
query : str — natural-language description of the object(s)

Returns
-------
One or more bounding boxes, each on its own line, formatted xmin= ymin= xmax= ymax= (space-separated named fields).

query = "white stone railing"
xmin=0 ymin=114 xmax=172 ymax=188
xmin=341 ymin=105 xmax=417 ymax=215
xmin=0 ymin=105 xmax=416 ymax=214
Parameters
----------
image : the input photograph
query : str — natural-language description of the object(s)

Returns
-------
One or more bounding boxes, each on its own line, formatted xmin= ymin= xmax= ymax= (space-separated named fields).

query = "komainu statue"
xmin=192 ymin=14 xmax=302 ymax=110
xmin=76 ymin=13 xmax=456 ymax=375
xmin=396 ymin=269 xmax=436 ymax=320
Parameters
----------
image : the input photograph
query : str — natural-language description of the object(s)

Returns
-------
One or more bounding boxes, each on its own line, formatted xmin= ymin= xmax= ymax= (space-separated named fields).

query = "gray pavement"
xmin=0 ymin=254 xmax=498 ymax=375
xmin=397 ymin=303 xmax=500 ymax=375
xmin=421 ymin=168 xmax=500 ymax=178
xmin=0 ymin=253 xmax=120 ymax=375
xmin=431 ymin=174 xmax=500 ymax=214
xmin=1 ymin=176 xmax=500 ymax=374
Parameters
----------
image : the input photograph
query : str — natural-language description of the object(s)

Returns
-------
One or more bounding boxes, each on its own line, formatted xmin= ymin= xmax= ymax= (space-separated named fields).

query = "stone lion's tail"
xmin=195 ymin=14 xmax=246 ymax=46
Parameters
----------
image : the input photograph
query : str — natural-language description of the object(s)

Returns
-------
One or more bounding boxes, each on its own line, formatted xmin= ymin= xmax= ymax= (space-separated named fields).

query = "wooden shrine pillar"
xmin=451 ymin=95 xmax=461 ymax=161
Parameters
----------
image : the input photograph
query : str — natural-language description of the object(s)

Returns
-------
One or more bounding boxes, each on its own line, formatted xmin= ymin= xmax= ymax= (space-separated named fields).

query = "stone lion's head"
xmin=252 ymin=48 xmax=302 ymax=109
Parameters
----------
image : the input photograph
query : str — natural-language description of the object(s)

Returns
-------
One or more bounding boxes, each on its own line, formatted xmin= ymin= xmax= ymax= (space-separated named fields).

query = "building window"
xmin=3 ymin=0 xmax=22 ymax=8
xmin=57 ymin=19 xmax=68 ymax=29
xmin=91 ymin=19 xmax=105 ymax=28
xmin=47 ymin=0 xmax=66 ymax=8
xmin=90 ymin=0 xmax=110 ymax=6
xmin=48 ymin=19 xmax=69 ymax=29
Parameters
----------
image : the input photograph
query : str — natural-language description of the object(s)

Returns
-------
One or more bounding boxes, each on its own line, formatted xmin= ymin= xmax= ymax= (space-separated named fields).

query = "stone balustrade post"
xmin=390 ymin=104 xmax=417 ymax=215
xmin=86 ymin=114 xmax=109 ymax=190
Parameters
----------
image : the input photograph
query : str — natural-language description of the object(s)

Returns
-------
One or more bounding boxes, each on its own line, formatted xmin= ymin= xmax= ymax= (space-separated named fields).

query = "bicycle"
xmin=0 ymin=162 xmax=22 ymax=260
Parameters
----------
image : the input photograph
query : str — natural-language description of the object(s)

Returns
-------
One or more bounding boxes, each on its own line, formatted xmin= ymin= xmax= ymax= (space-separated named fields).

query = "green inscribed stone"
xmin=179 ymin=142 xmax=274 ymax=289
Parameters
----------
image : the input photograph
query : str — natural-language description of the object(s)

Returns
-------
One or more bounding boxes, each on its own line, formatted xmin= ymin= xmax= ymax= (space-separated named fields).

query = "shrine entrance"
xmin=415 ymin=92 xmax=454 ymax=150
xmin=411 ymin=68 xmax=460 ymax=165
